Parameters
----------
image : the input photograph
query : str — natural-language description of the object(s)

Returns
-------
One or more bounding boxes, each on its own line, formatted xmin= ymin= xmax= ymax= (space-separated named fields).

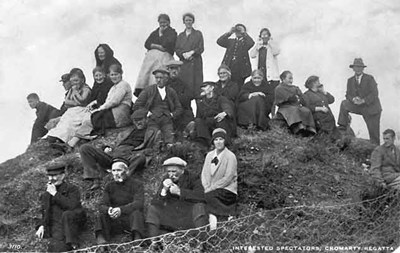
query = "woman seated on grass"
xmin=274 ymin=70 xmax=316 ymax=136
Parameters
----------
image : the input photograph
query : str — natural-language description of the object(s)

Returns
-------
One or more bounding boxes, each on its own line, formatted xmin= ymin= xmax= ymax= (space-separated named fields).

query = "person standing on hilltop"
xmin=94 ymin=43 xmax=122 ymax=75
xmin=337 ymin=58 xmax=382 ymax=145
xmin=27 ymin=93 xmax=60 ymax=144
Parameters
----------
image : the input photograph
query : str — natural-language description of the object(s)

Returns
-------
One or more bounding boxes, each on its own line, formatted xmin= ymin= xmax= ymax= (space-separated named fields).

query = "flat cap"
xmin=59 ymin=73 xmax=70 ymax=83
xmin=152 ymin=66 xmax=169 ymax=75
xmin=131 ymin=108 xmax=147 ymax=120
xmin=46 ymin=163 xmax=66 ymax=175
xmin=200 ymin=81 xmax=217 ymax=88
xmin=165 ymin=60 xmax=183 ymax=67
xmin=162 ymin=157 xmax=187 ymax=167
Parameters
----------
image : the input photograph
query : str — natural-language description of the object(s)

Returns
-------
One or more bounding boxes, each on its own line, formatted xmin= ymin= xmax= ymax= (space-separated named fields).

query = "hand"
xmin=170 ymin=113 xmax=174 ymax=118
xmin=36 ymin=225 xmax=44 ymax=239
xmin=256 ymin=92 xmax=265 ymax=97
xmin=46 ymin=183 xmax=57 ymax=196
xmin=214 ymin=112 xmax=227 ymax=122
xmin=71 ymin=84 xmax=79 ymax=91
xmin=91 ymin=108 xmax=101 ymax=114
xmin=169 ymin=184 xmax=181 ymax=196
xmin=163 ymin=178 xmax=173 ymax=189
xmin=230 ymin=27 xmax=236 ymax=34
xmin=352 ymin=97 xmax=362 ymax=105
xmin=110 ymin=207 xmax=121 ymax=219
xmin=147 ymin=111 xmax=153 ymax=118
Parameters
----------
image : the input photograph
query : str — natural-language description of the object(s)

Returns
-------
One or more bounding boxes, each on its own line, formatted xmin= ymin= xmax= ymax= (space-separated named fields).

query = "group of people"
xmin=27 ymin=12 xmax=390 ymax=252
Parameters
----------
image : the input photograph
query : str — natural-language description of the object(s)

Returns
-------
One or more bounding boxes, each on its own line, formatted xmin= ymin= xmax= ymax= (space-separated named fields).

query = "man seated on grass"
xmin=146 ymin=157 xmax=208 ymax=237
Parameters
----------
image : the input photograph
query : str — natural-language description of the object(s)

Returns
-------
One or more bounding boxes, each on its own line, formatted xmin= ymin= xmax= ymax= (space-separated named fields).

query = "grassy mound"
xmin=0 ymin=122 xmax=392 ymax=252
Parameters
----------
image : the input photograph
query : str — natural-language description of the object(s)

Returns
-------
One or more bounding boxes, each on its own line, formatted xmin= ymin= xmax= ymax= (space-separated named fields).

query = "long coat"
xmin=345 ymin=73 xmax=382 ymax=115
xmin=175 ymin=29 xmax=204 ymax=97
xmin=302 ymin=89 xmax=336 ymax=132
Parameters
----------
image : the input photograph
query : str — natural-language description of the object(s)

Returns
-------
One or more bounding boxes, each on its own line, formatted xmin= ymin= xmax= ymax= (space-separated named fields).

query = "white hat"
xmin=162 ymin=157 xmax=187 ymax=167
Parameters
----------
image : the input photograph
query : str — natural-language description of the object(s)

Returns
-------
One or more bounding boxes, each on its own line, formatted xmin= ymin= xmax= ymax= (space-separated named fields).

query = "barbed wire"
xmin=71 ymin=190 xmax=400 ymax=253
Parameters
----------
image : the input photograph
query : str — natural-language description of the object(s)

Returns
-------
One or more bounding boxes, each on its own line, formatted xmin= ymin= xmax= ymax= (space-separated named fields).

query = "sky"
xmin=1 ymin=0 xmax=400 ymax=163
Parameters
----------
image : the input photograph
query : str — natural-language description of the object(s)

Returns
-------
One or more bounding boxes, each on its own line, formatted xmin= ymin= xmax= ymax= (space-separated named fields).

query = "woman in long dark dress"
xmin=274 ymin=71 xmax=316 ymax=136
xmin=302 ymin=75 xmax=338 ymax=136
xmin=175 ymin=13 xmax=204 ymax=97
xmin=237 ymin=70 xmax=274 ymax=130
xmin=94 ymin=44 xmax=122 ymax=74
xmin=134 ymin=14 xmax=177 ymax=96
xmin=214 ymin=64 xmax=239 ymax=103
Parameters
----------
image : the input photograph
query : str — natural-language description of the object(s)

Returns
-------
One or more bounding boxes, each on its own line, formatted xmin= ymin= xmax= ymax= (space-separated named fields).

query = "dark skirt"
xmin=277 ymin=105 xmax=316 ymax=131
xmin=205 ymin=188 xmax=237 ymax=217
xmin=91 ymin=109 xmax=116 ymax=135
xmin=237 ymin=96 xmax=270 ymax=130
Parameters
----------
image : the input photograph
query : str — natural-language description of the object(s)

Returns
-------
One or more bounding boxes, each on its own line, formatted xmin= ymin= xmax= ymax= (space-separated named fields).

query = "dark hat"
xmin=112 ymin=157 xmax=129 ymax=167
xmin=200 ymin=81 xmax=217 ymax=88
xmin=162 ymin=157 xmax=187 ymax=167
xmin=59 ymin=73 xmax=70 ymax=83
xmin=46 ymin=163 xmax=66 ymax=175
xmin=131 ymin=108 xmax=147 ymax=120
xmin=165 ymin=60 xmax=183 ymax=68
xmin=211 ymin=128 xmax=227 ymax=142
xmin=349 ymin=58 xmax=367 ymax=68
xmin=152 ymin=66 xmax=170 ymax=75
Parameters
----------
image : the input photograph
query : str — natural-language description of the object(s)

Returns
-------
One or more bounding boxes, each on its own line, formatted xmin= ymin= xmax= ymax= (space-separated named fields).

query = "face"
xmin=27 ymin=98 xmax=39 ymax=109
xmin=218 ymin=69 xmax=230 ymax=82
xmin=213 ymin=137 xmax=225 ymax=151
xmin=93 ymin=71 xmax=106 ymax=84
xmin=112 ymin=164 xmax=128 ymax=182
xmin=159 ymin=18 xmax=169 ymax=29
xmin=167 ymin=66 xmax=180 ymax=79
xmin=260 ymin=30 xmax=271 ymax=44
xmin=352 ymin=66 xmax=364 ymax=76
xmin=383 ymin=134 xmax=395 ymax=147
xmin=133 ymin=118 xmax=147 ymax=130
xmin=183 ymin=16 xmax=194 ymax=29
xmin=167 ymin=165 xmax=184 ymax=183
xmin=70 ymin=75 xmax=83 ymax=87
xmin=97 ymin=46 xmax=106 ymax=61
xmin=251 ymin=74 xmax=263 ymax=86
xmin=282 ymin=73 xmax=293 ymax=85
xmin=62 ymin=81 xmax=72 ymax=91
xmin=201 ymin=84 xmax=214 ymax=96
xmin=312 ymin=80 xmax=321 ymax=90
xmin=155 ymin=72 xmax=168 ymax=87
xmin=109 ymin=71 xmax=122 ymax=84
xmin=48 ymin=173 xmax=65 ymax=186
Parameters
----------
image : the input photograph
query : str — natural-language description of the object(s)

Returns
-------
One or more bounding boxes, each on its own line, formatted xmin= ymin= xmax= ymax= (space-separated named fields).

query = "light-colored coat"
xmin=250 ymin=40 xmax=280 ymax=81
xmin=201 ymin=148 xmax=237 ymax=195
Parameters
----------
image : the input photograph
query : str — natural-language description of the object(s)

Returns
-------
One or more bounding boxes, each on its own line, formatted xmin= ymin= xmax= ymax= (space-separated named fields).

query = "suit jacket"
xmin=345 ymin=73 xmax=382 ymax=115
xmin=217 ymin=33 xmax=255 ymax=78
xmin=370 ymin=144 xmax=400 ymax=184
xmin=133 ymin=84 xmax=183 ymax=118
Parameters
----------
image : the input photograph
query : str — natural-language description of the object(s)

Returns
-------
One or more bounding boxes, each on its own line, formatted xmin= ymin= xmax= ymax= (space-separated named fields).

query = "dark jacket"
xmin=87 ymin=78 xmax=114 ymax=106
xmin=217 ymin=33 xmax=255 ymax=78
xmin=303 ymin=89 xmax=336 ymax=132
xmin=39 ymin=182 xmax=84 ymax=238
xmin=215 ymin=80 xmax=240 ymax=103
xmin=133 ymin=84 xmax=183 ymax=118
xmin=345 ymin=73 xmax=382 ymax=115
xmin=145 ymin=26 xmax=177 ymax=56
xmin=94 ymin=44 xmax=122 ymax=73
xmin=196 ymin=94 xmax=234 ymax=119
xmin=167 ymin=77 xmax=193 ymax=109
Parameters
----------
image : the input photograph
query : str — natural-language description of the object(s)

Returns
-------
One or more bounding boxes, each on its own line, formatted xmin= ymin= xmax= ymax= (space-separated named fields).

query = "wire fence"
xmin=72 ymin=190 xmax=400 ymax=253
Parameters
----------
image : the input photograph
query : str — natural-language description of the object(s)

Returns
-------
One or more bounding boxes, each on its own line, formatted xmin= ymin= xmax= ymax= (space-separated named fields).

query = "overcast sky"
xmin=1 ymin=0 xmax=400 ymax=162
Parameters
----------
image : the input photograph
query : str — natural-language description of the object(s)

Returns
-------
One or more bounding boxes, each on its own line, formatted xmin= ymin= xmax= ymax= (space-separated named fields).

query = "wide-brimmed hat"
xmin=152 ymin=66 xmax=170 ymax=75
xmin=46 ymin=163 xmax=66 ymax=175
xmin=162 ymin=157 xmax=187 ymax=167
xmin=165 ymin=60 xmax=183 ymax=68
xmin=349 ymin=58 xmax=367 ymax=68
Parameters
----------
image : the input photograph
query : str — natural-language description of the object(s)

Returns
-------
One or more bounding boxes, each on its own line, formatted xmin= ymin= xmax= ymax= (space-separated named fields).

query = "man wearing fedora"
xmin=95 ymin=158 xmax=145 ymax=244
xmin=146 ymin=157 xmax=208 ymax=237
xmin=35 ymin=163 xmax=86 ymax=252
xmin=133 ymin=66 xmax=182 ymax=147
xmin=338 ymin=58 xmax=382 ymax=145
xmin=166 ymin=60 xmax=195 ymax=134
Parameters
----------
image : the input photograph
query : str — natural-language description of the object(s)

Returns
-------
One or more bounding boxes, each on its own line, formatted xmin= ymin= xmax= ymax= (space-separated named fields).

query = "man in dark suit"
xmin=35 ymin=163 xmax=86 ymax=252
xmin=338 ymin=58 xmax=382 ymax=145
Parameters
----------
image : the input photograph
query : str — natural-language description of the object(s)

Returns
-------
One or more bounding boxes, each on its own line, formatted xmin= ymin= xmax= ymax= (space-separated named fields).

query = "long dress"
xmin=134 ymin=26 xmax=177 ymax=92
xmin=274 ymin=83 xmax=316 ymax=133
xmin=237 ymin=81 xmax=275 ymax=130
xmin=175 ymin=28 xmax=204 ymax=97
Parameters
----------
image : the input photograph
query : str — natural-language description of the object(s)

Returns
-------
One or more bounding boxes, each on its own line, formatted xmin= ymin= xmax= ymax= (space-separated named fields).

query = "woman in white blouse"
xmin=201 ymin=128 xmax=237 ymax=229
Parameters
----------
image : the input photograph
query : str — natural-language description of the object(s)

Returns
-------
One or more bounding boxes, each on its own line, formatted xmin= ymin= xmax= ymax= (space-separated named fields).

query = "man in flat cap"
xmin=338 ymin=58 xmax=382 ymax=145
xmin=188 ymin=81 xmax=235 ymax=146
xmin=166 ymin=60 xmax=195 ymax=135
xmin=133 ymin=66 xmax=182 ymax=148
xmin=59 ymin=73 xmax=72 ymax=115
xmin=79 ymin=108 xmax=152 ymax=190
xmin=95 ymin=158 xmax=145 ymax=244
xmin=35 ymin=163 xmax=86 ymax=252
xmin=146 ymin=157 xmax=208 ymax=237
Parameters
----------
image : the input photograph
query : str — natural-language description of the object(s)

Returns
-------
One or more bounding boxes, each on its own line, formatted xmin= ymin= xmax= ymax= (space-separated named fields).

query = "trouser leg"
xmin=192 ymin=203 xmax=208 ymax=228
xmin=62 ymin=210 xmax=85 ymax=245
xmin=129 ymin=210 xmax=145 ymax=238
xmin=79 ymin=144 xmax=112 ymax=179
xmin=95 ymin=211 xmax=112 ymax=242
xmin=31 ymin=122 xmax=48 ymax=144
xmin=48 ymin=221 xmax=68 ymax=252
xmin=128 ymin=154 xmax=147 ymax=177
xmin=363 ymin=112 xmax=381 ymax=145
xmin=337 ymin=100 xmax=361 ymax=127
xmin=146 ymin=205 xmax=161 ymax=237
xmin=160 ymin=116 xmax=174 ymax=144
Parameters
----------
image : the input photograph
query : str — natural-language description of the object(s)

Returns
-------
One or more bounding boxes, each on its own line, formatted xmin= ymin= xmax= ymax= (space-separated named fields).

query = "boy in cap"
xmin=95 ymin=158 xmax=145 ymax=243
xmin=35 ymin=163 xmax=86 ymax=252
xmin=338 ymin=58 xmax=382 ymax=145
xmin=27 ymin=93 xmax=61 ymax=144
xmin=79 ymin=108 xmax=151 ymax=190
xmin=146 ymin=157 xmax=208 ymax=237
xmin=166 ymin=60 xmax=194 ymax=134
xmin=133 ymin=67 xmax=182 ymax=147
xmin=59 ymin=73 xmax=72 ymax=115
